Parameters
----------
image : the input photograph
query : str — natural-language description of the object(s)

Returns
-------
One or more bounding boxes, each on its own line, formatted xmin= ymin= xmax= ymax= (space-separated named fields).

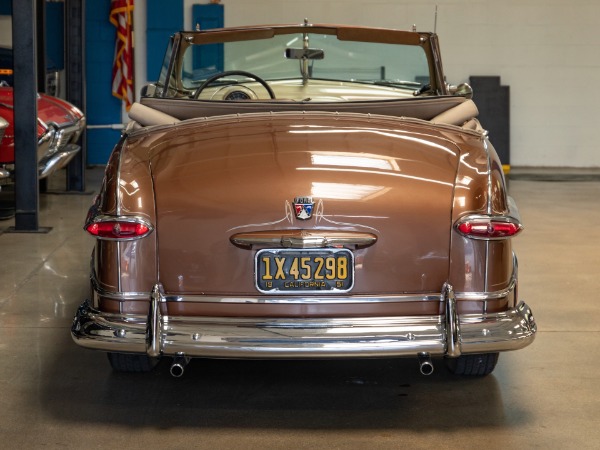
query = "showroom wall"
xmin=134 ymin=0 xmax=599 ymax=168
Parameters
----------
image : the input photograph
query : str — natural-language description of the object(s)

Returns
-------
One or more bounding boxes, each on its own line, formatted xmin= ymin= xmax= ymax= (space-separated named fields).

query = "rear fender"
xmin=449 ymin=138 xmax=516 ymax=312
xmin=90 ymin=135 xmax=158 ymax=305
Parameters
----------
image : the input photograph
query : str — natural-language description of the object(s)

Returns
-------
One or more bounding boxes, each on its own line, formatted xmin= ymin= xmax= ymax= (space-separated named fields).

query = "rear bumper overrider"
xmin=71 ymin=283 xmax=536 ymax=359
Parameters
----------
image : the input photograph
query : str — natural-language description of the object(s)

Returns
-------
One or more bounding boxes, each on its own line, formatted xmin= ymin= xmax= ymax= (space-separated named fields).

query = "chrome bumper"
xmin=0 ymin=167 xmax=10 ymax=185
xmin=38 ymin=143 xmax=80 ymax=179
xmin=71 ymin=284 xmax=536 ymax=359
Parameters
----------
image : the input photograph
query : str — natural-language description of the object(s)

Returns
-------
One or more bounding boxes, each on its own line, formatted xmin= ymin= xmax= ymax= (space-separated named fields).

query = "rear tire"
xmin=445 ymin=353 xmax=499 ymax=376
xmin=107 ymin=352 xmax=159 ymax=373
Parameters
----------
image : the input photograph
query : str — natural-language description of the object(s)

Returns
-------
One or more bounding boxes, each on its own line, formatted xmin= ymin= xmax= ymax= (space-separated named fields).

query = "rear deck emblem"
xmin=293 ymin=196 xmax=315 ymax=220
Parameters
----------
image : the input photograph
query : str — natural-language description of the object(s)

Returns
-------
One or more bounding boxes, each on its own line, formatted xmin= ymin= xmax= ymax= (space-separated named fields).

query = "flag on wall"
xmin=110 ymin=0 xmax=135 ymax=111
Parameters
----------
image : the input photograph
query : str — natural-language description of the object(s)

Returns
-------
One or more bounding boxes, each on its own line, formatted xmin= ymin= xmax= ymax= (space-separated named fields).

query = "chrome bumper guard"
xmin=38 ymin=143 xmax=81 ymax=179
xmin=71 ymin=283 xmax=536 ymax=359
xmin=0 ymin=167 xmax=10 ymax=184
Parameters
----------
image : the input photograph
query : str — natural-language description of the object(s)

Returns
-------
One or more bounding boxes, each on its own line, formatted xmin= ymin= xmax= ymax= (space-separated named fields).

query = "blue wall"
xmin=45 ymin=2 xmax=64 ymax=70
xmin=146 ymin=0 xmax=183 ymax=81
xmin=85 ymin=0 xmax=123 ymax=165
xmin=0 ymin=0 xmax=63 ymax=71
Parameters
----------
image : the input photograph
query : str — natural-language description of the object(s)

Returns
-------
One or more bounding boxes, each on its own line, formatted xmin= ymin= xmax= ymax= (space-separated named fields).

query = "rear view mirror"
xmin=285 ymin=48 xmax=325 ymax=60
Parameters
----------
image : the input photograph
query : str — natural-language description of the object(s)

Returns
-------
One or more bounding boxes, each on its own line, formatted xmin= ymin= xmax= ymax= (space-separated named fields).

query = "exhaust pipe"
xmin=170 ymin=355 xmax=190 ymax=378
xmin=418 ymin=352 xmax=434 ymax=376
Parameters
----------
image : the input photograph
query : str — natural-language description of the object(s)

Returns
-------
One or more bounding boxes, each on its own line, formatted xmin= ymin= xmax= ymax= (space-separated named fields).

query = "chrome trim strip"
xmin=91 ymin=283 xmax=516 ymax=305
xmin=71 ymin=300 xmax=536 ymax=359
xmin=115 ymin=139 xmax=123 ymax=292
xmin=485 ymin=139 xmax=492 ymax=291
xmin=90 ymin=286 xmax=515 ymax=305
xmin=231 ymin=230 xmax=377 ymax=249
xmin=485 ymin=138 xmax=493 ymax=215
xmin=117 ymin=242 xmax=122 ymax=293
xmin=92 ymin=289 xmax=513 ymax=304
xmin=115 ymin=136 xmax=125 ymax=216
xmin=90 ymin=269 xmax=150 ymax=300
xmin=90 ymin=256 xmax=518 ymax=304
xmin=92 ymin=250 xmax=517 ymax=304
xmin=483 ymin=249 xmax=488 ymax=315
xmin=168 ymin=293 xmax=442 ymax=304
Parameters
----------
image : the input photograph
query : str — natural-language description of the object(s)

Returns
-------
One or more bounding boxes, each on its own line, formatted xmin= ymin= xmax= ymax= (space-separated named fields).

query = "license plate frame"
xmin=255 ymin=248 xmax=355 ymax=294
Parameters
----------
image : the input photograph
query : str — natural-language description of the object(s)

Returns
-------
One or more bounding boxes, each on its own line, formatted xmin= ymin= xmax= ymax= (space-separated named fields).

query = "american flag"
xmin=110 ymin=0 xmax=135 ymax=111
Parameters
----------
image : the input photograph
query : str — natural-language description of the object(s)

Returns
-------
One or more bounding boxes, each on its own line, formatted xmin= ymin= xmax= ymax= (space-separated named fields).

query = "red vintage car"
xmin=0 ymin=86 xmax=85 ymax=186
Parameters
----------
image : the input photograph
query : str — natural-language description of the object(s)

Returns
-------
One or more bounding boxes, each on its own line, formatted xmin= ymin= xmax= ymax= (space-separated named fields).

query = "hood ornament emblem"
xmin=293 ymin=196 xmax=315 ymax=220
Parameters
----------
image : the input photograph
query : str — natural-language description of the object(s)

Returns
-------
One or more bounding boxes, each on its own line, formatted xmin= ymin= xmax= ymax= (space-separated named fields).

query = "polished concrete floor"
xmin=0 ymin=171 xmax=598 ymax=449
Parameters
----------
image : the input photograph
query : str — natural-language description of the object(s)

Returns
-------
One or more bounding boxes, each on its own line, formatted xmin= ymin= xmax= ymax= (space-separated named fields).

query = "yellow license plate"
xmin=255 ymin=249 xmax=354 ymax=293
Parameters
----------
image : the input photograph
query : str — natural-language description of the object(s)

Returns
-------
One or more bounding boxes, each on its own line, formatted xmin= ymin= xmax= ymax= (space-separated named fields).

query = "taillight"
xmin=85 ymin=217 xmax=153 ymax=240
xmin=455 ymin=216 xmax=523 ymax=240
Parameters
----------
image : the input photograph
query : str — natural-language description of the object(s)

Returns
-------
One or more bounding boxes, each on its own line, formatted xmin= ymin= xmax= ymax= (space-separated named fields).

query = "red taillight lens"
xmin=456 ymin=217 xmax=523 ymax=240
xmin=85 ymin=219 xmax=151 ymax=240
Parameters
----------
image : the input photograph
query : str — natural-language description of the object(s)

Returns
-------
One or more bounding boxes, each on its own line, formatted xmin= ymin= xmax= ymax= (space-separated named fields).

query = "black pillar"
xmin=469 ymin=76 xmax=510 ymax=168
xmin=11 ymin=0 xmax=40 ymax=231
xmin=65 ymin=0 xmax=86 ymax=192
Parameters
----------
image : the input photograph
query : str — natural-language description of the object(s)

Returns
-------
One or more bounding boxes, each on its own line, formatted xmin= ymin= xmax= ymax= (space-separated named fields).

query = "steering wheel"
xmin=191 ymin=70 xmax=276 ymax=99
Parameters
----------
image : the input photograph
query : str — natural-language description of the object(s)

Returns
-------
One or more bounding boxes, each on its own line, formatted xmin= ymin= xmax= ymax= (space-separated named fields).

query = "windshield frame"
xmin=155 ymin=24 xmax=447 ymax=99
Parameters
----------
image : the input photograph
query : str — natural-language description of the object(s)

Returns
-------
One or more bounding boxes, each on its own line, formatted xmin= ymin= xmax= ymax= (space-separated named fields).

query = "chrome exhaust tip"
xmin=418 ymin=352 xmax=434 ymax=376
xmin=170 ymin=355 xmax=190 ymax=378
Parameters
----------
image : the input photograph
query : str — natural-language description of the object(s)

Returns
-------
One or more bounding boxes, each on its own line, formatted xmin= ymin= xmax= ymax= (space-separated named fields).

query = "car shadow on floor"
xmin=39 ymin=343 xmax=529 ymax=431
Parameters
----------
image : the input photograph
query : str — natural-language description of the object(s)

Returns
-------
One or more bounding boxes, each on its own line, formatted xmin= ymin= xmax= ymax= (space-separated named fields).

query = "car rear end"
xmin=72 ymin=112 xmax=536 ymax=376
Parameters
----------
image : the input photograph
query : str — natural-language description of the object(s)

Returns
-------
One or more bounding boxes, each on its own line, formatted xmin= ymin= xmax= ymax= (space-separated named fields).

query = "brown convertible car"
xmin=72 ymin=22 xmax=536 ymax=377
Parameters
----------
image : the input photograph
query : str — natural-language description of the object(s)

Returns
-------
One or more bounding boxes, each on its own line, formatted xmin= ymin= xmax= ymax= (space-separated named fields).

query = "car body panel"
xmin=149 ymin=114 xmax=458 ymax=295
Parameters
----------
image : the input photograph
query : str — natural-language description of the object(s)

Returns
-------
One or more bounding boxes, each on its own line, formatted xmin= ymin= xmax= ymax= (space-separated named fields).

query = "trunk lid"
xmin=146 ymin=113 xmax=461 ymax=296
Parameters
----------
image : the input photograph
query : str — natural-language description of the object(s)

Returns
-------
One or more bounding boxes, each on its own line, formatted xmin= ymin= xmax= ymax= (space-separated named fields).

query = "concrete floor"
xmin=0 ymin=171 xmax=598 ymax=449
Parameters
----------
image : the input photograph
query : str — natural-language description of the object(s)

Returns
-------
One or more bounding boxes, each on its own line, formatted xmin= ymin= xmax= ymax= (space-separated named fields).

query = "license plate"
xmin=255 ymin=248 xmax=354 ymax=294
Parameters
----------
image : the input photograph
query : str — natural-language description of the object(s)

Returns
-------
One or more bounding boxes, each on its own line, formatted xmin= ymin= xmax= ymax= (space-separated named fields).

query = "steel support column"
xmin=65 ymin=0 xmax=86 ymax=192
xmin=11 ymin=0 xmax=44 ymax=232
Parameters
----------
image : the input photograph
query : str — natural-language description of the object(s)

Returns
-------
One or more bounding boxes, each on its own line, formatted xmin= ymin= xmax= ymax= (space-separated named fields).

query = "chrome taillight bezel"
xmin=454 ymin=214 xmax=523 ymax=241
xmin=85 ymin=215 xmax=154 ymax=241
